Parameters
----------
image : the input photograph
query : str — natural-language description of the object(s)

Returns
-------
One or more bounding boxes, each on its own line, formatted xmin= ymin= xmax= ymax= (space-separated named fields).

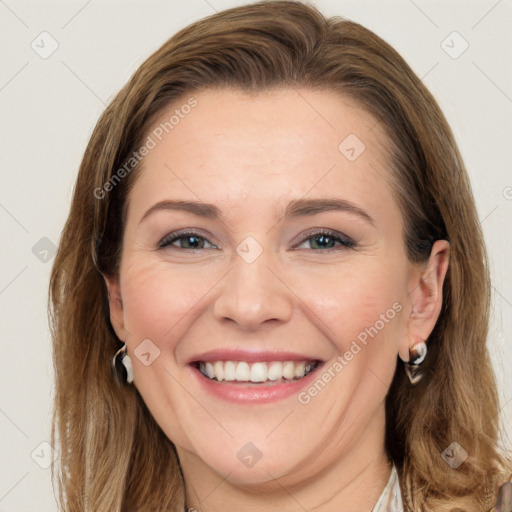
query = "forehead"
xmin=127 ymin=87 xmax=394 ymax=220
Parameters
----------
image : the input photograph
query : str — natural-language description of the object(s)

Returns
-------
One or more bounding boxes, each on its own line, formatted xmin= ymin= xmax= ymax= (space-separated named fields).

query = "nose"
xmin=212 ymin=248 xmax=294 ymax=331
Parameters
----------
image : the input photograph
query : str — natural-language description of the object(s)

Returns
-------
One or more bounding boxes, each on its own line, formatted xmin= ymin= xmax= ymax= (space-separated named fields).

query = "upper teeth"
xmin=198 ymin=360 xmax=316 ymax=383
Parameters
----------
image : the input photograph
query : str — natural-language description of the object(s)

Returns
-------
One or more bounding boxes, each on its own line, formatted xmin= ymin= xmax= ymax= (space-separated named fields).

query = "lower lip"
xmin=190 ymin=363 xmax=323 ymax=404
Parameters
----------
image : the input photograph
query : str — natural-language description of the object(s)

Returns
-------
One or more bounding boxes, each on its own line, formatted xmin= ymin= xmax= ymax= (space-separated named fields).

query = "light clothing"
xmin=371 ymin=464 xmax=403 ymax=512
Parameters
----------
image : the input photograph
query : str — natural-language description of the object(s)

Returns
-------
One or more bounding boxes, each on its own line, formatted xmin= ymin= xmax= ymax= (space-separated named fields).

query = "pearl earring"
xmin=401 ymin=341 xmax=427 ymax=385
xmin=112 ymin=343 xmax=134 ymax=384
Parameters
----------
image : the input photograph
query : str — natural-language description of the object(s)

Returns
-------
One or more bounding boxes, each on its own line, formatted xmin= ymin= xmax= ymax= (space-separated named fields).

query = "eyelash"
xmin=158 ymin=228 xmax=356 ymax=252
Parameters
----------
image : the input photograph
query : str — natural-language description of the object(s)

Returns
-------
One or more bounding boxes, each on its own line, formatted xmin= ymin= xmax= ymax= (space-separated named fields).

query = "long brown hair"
xmin=49 ymin=1 xmax=511 ymax=510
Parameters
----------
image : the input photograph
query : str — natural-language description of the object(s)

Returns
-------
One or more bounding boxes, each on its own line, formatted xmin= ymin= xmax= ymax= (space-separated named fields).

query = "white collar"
xmin=371 ymin=464 xmax=403 ymax=512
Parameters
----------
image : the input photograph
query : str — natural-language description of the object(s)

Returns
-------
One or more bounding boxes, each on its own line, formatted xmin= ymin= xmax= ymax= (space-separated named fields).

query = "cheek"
xmin=295 ymin=258 xmax=407 ymax=398
xmin=119 ymin=259 xmax=212 ymax=341
xmin=299 ymin=260 xmax=406 ymax=343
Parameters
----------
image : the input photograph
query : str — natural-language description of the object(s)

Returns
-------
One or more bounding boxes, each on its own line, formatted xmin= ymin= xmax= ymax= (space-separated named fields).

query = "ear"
xmin=103 ymin=273 xmax=128 ymax=342
xmin=399 ymin=240 xmax=450 ymax=362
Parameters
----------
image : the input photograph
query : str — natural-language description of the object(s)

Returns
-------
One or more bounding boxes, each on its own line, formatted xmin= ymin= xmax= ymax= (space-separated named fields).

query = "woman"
xmin=49 ymin=1 xmax=512 ymax=510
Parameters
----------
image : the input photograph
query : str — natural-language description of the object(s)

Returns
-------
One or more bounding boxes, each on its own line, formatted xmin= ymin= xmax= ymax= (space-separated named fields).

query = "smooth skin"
xmin=104 ymin=88 xmax=449 ymax=512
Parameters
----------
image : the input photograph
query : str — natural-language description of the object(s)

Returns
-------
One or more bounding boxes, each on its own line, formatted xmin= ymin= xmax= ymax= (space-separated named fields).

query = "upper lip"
xmin=187 ymin=349 xmax=323 ymax=364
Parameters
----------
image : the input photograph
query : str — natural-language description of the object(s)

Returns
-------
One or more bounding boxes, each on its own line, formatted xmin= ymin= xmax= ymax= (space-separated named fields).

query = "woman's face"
xmin=105 ymin=88 xmax=447 ymax=488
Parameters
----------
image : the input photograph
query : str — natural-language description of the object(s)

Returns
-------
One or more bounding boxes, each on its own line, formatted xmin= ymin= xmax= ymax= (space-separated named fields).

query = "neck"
xmin=180 ymin=404 xmax=392 ymax=512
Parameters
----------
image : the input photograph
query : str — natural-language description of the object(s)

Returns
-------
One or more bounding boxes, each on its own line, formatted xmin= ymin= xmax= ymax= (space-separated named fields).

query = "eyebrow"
xmin=139 ymin=198 xmax=375 ymax=226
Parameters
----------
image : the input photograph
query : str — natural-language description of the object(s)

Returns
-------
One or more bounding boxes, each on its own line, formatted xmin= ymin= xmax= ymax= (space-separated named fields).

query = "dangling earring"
xmin=401 ymin=341 xmax=427 ymax=385
xmin=112 ymin=343 xmax=134 ymax=384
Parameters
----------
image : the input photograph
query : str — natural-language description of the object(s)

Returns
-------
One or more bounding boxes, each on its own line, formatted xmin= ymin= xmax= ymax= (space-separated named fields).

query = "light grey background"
xmin=1 ymin=0 xmax=511 ymax=510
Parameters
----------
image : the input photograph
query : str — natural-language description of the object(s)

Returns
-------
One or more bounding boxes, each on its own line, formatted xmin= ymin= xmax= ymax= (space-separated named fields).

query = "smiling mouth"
xmin=192 ymin=359 xmax=321 ymax=385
